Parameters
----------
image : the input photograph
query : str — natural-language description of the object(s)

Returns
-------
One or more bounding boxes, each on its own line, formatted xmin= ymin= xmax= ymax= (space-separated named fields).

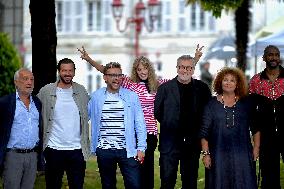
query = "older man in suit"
xmin=0 ymin=68 xmax=43 ymax=189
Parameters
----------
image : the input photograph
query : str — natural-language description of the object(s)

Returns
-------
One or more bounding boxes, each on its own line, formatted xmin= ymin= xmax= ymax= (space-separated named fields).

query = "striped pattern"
xmin=121 ymin=77 xmax=168 ymax=135
xmin=97 ymin=93 xmax=126 ymax=149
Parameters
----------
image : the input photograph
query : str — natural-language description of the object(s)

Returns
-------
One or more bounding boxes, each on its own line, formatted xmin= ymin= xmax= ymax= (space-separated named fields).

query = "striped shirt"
xmin=121 ymin=76 xmax=168 ymax=135
xmin=97 ymin=92 xmax=126 ymax=149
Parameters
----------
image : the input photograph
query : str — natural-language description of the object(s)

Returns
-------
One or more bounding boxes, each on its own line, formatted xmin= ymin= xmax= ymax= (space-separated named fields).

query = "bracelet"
xmin=201 ymin=150 xmax=210 ymax=157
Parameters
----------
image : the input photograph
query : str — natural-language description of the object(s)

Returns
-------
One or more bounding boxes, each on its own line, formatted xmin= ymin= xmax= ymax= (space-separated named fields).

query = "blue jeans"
xmin=96 ymin=148 xmax=141 ymax=189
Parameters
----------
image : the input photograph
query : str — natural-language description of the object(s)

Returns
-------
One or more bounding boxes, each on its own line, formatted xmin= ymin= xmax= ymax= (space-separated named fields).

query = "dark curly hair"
xmin=212 ymin=67 xmax=248 ymax=98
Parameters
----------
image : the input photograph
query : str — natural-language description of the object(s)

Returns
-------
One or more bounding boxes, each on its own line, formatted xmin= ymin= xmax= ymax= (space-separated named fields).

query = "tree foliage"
xmin=187 ymin=0 xmax=284 ymax=17
xmin=187 ymin=0 xmax=244 ymax=17
xmin=0 ymin=33 xmax=21 ymax=97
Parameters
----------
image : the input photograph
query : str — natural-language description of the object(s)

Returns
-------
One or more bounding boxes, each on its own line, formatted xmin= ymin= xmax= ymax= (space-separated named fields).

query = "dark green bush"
xmin=0 ymin=33 xmax=21 ymax=97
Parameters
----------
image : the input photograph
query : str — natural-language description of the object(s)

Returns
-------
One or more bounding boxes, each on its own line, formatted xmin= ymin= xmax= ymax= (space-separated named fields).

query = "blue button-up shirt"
xmin=88 ymin=87 xmax=147 ymax=158
xmin=7 ymin=92 xmax=39 ymax=149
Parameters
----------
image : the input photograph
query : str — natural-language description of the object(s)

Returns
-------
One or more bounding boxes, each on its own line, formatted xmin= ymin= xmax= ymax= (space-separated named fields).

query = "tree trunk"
xmin=30 ymin=0 xmax=57 ymax=94
xmin=235 ymin=0 xmax=250 ymax=71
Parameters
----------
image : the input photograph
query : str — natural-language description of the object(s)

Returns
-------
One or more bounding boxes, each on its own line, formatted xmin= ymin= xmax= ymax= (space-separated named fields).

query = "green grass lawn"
xmin=1 ymin=151 xmax=284 ymax=188
xmin=33 ymin=151 xmax=206 ymax=189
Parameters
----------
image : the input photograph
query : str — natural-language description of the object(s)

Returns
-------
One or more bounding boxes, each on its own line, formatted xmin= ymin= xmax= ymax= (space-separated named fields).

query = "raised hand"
xmin=77 ymin=46 xmax=91 ymax=62
xmin=194 ymin=44 xmax=204 ymax=64
xmin=77 ymin=46 xmax=105 ymax=73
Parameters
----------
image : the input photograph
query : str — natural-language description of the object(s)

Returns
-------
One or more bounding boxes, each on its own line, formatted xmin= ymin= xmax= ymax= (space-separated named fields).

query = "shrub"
xmin=0 ymin=33 xmax=21 ymax=97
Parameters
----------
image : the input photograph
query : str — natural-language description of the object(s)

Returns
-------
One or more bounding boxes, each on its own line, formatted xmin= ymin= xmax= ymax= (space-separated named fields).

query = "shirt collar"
xmin=16 ymin=90 xmax=33 ymax=102
xmin=260 ymin=65 xmax=284 ymax=80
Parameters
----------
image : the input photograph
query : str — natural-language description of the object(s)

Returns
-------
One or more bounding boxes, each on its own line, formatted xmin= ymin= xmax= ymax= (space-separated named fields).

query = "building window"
xmin=87 ymin=1 xmax=102 ymax=32
xmin=88 ymin=75 xmax=93 ymax=94
xmin=178 ymin=17 xmax=185 ymax=31
xmin=96 ymin=1 xmax=102 ymax=31
xmin=55 ymin=0 xmax=83 ymax=33
xmin=209 ymin=16 xmax=215 ymax=31
xmin=190 ymin=3 xmax=196 ymax=30
xmin=103 ymin=0 xmax=112 ymax=32
xmin=162 ymin=1 xmax=171 ymax=32
xmin=0 ymin=2 xmax=4 ymax=30
xmin=56 ymin=1 xmax=62 ymax=32
xmin=74 ymin=1 xmax=82 ymax=32
xmin=165 ymin=19 xmax=171 ymax=32
xmin=104 ymin=18 xmax=111 ymax=31
xmin=96 ymin=75 xmax=101 ymax=90
xmin=199 ymin=9 xmax=205 ymax=30
xmin=64 ymin=1 xmax=71 ymax=31
xmin=87 ymin=2 xmax=93 ymax=31
xmin=165 ymin=1 xmax=171 ymax=15
xmin=87 ymin=63 xmax=93 ymax=71
xmin=179 ymin=0 xmax=185 ymax=14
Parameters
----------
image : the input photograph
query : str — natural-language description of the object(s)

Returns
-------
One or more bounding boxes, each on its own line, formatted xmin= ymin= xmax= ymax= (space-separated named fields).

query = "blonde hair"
xmin=130 ymin=56 xmax=159 ymax=93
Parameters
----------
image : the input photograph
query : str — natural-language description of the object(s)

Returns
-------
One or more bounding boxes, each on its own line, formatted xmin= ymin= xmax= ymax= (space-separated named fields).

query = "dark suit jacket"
xmin=0 ymin=93 xmax=43 ymax=174
xmin=154 ymin=77 xmax=211 ymax=153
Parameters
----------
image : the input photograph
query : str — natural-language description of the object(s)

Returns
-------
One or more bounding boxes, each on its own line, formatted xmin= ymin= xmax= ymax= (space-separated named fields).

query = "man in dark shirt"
xmin=249 ymin=45 xmax=284 ymax=189
xmin=154 ymin=55 xmax=211 ymax=189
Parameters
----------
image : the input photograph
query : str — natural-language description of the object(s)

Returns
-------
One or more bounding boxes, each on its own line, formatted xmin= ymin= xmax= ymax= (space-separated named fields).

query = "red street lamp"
xmin=111 ymin=0 xmax=161 ymax=57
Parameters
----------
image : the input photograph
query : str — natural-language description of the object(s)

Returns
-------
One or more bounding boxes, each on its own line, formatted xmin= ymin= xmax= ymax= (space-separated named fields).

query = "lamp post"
xmin=111 ymin=0 xmax=161 ymax=57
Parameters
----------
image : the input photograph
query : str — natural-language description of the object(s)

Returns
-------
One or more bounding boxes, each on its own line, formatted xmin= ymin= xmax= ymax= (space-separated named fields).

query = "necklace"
xmin=221 ymin=95 xmax=237 ymax=128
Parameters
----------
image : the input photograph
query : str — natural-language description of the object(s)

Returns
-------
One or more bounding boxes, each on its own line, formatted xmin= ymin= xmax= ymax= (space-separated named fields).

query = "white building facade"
xmin=22 ymin=0 xmax=284 ymax=93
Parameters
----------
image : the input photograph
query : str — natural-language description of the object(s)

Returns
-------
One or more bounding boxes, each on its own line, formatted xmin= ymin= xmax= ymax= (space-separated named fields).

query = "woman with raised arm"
xmin=78 ymin=45 xmax=203 ymax=189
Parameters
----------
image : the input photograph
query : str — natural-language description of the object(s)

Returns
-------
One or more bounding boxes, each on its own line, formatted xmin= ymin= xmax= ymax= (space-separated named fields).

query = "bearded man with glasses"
xmin=154 ymin=55 xmax=212 ymax=189
xmin=88 ymin=62 xmax=147 ymax=189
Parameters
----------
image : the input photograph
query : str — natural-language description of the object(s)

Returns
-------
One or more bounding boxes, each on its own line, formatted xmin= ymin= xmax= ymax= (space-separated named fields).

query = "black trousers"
xmin=259 ymin=150 xmax=284 ymax=189
xmin=44 ymin=147 xmax=86 ymax=189
xmin=140 ymin=134 xmax=158 ymax=189
xmin=159 ymin=142 xmax=200 ymax=189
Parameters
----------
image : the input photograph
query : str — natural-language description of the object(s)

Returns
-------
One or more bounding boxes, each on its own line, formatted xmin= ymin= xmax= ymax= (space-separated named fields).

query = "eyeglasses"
xmin=176 ymin=65 xmax=194 ymax=71
xmin=104 ymin=73 xmax=124 ymax=78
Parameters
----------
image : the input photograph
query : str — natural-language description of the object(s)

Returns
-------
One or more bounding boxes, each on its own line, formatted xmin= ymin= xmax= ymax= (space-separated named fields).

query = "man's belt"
xmin=6 ymin=147 xmax=37 ymax=153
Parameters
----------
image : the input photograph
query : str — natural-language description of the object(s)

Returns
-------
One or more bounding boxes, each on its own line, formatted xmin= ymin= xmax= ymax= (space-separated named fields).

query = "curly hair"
xmin=130 ymin=56 xmax=159 ymax=93
xmin=212 ymin=67 xmax=248 ymax=98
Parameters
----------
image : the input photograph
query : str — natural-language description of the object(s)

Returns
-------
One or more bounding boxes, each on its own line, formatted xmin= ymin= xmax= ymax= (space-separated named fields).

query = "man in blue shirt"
xmin=88 ymin=62 xmax=147 ymax=189
xmin=0 ymin=68 xmax=43 ymax=189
